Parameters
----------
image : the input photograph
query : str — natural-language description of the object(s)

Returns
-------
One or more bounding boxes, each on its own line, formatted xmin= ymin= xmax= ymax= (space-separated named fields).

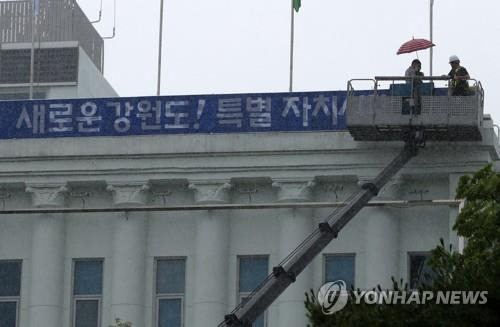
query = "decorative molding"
xmin=237 ymin=184 xmax=258 ymax=195
xmin=0 ymin=191 xmax=12 ymax=210
xmin=272 ymin=180 xmax=316 ymax=203
xmin=152 ymin=190 xmax=173 ymax=206
xmin=69 ymin=191 xmax=92 ymax=208
xmin=106 ymin=182 xmax=151 ymax=206
xmin=25 ymin=184 xmax=69 ymax=208
xmin=188 ymin=181 xmax=232 ymax=204
xmin=237 ymin=183 xmax=259 ymax=203
xmin=322 ymin=183 xmax=344 ymax=201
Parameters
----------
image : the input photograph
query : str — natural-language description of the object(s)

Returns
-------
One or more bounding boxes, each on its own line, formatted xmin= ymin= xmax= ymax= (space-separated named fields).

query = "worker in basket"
xmin=447 ymin=55 xmax=470 ymax=96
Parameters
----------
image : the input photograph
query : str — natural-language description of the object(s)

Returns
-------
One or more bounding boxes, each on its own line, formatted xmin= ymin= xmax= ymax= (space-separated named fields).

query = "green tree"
xmin=305 ymin=164 xmax=500 ymax=326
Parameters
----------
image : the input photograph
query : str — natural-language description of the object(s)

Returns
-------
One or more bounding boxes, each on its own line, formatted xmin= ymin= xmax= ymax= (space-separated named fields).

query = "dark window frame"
xmin=0 ymin=260 xmax=22 ymax=327
xmin=237 ymin=255 xmax=269 ymax=327
xmin=154 ymin=257 xmax=187 ymax=327
xmin=71 ymin=258 xmax=104 ymax=327
xmin=323 ymin=253 xmax=356 ymax=290
xmin=408 ymin=252 xmax=436 ymax=289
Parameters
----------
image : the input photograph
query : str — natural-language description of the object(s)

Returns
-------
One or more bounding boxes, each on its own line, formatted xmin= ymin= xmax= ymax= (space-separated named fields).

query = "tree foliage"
xmin=305 ymin=164 xmax=500 ymax=326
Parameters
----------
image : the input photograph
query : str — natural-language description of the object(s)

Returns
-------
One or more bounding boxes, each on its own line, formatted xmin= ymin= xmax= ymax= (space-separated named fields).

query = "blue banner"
xmin=0 ymin=91 xmax=348 ymax=139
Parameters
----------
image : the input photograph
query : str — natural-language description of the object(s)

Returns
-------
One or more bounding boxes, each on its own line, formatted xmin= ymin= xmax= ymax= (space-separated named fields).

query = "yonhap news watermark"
xmin=317 ymin=280 xmax=488 ymax=315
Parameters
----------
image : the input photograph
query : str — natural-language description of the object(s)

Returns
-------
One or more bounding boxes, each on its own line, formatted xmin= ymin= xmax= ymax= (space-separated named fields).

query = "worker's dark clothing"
xmin=448 ymin=66 xmax=470 ymax=96
xmin=404 ymin=68 xmax=423 ymax=114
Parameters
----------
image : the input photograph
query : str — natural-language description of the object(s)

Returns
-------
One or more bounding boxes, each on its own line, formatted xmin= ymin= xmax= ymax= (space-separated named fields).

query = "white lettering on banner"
xmin=16 ymin=105 xmax=46 ymax=134
xmin=165 ymin=100 xmax=189 ymax=129
xmin=108 ymin=101 xmax=133 ymax=133
xmin=137 ymin=100 xmax=162 ymax=130
xmin=48 ymin=103 xmax=73 ymax=133
xmin=193 ymin=99 xmax=206 ymax=129
xmin=246 ymin=97 xmax=271 ymax=128
xmin=282 ymin=96 xmax=331 ymax=127
xmin=77 ymin=102 xmax=102 ymax=133
xmin=332 ymin=96 xmax=347 ymax=126
xmin=16 ymin=107 xmax=32 ymax=130
xmin=312 ymin=95 xmax=331 ymax=117
xmin=302 ymin=97 xmax=312 ymax=127
xmin=8 ymin=92 xmax=342 ymax=138
xmin=217 ymin=98 xmax=243 ymax=128
xmin=282 ymin=97 xmax=301 ymax=118
xmin=49 ymin=103 xmax=73 ymax=132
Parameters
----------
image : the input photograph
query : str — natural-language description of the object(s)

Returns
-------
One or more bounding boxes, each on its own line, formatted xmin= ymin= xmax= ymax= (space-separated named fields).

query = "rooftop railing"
xmin=0 ymin=0 xmax=103 ymax=71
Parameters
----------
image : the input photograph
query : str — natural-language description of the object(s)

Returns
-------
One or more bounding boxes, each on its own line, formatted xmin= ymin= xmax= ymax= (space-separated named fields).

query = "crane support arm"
xmin=220 ymin=137 xmax=421 ymax=327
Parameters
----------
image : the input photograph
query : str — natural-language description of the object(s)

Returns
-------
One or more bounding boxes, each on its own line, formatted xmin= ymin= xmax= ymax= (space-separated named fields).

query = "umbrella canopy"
xmin=397 ymin=38 xmax=435 ymax=55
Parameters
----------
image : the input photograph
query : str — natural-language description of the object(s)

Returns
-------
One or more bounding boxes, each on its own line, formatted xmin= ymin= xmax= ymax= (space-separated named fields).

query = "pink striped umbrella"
xmin=397 ymin=38 xmax=435 ymax=55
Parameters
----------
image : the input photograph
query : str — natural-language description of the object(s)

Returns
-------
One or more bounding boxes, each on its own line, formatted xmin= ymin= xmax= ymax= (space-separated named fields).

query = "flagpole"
xmin=29 ymin=1 xmax=36 ymax=99
xmin=157 ymin=0 xmax=164 ymax=96
xmin=289 ymin=0 xmax=294 ymax=92
xmin=429 ymin=0 xmax=434 ymax=76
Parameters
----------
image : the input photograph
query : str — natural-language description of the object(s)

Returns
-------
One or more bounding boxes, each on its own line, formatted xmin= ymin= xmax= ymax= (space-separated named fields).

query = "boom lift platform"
xmin=347 ymin=76 xmax=484 ymax=142
xmin=219 ymin=77 xmax=483 ymax=326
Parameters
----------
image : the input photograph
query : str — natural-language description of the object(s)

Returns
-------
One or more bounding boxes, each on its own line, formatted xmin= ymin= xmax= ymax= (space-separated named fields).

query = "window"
xmin=238 ymin=256 xmax=269 ymax=327
xmin=72 ymin=259 xmax=103 ymax=327
xmin=155 ymin=258 xmax=186 ymax=327
xmin=0 ymin=260 xmax=22 ymax=327
xmin=324 ymin=254 xmax=355 ymax=290
xmin=409 ymin=253 xmax=436 ymax=289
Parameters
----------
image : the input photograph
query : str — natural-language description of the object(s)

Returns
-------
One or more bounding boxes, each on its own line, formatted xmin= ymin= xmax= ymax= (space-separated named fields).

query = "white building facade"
xmin=0 ymin=120 xmax=498 ymax=327
xmin=1 ymin=2 xmax=499 ymax=327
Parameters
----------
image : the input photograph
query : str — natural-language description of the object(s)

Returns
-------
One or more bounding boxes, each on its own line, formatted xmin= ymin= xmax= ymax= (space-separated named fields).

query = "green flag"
xmin=293 ymin=0 xmax=301 ymax=12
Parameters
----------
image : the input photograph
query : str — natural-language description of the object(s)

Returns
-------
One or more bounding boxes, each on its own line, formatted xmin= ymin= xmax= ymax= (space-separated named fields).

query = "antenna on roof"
xmin=103 ymin=0 xmax=116 ymax=39
xmin=90 ymin=0 xmax=103 ymax=24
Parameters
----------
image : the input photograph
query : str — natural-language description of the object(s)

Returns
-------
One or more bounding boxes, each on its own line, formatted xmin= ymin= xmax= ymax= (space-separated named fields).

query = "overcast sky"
xmin=78 ymin=0 xmax=500 ymax=125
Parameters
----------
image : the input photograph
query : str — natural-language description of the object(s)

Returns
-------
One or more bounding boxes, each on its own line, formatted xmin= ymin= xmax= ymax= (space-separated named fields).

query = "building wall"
xmin=0 ymin=127 xmax=498 ymax=327
xmin=0 ymin=42 xmax=117 ymax=100
xmin=75 ymin=47 xmax=117 ymax=99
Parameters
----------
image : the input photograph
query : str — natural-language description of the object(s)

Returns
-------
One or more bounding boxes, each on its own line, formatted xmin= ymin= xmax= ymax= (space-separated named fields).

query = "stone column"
xmin=26 ymin=184 xmax=68 ymax=327
xmin=189 ymin=181 xmax=231 ymax=327
xmin=272 ymin=180 xmax=315 ymax=327
xmin=362 ymin=178 xmax=400 ymax=289
xmin=107 ymin=182 xmax=150 ymax=326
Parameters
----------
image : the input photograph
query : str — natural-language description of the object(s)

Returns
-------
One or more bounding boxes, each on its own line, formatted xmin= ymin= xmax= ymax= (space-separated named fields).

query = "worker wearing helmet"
xmin=447 ymin=55 xmax=470 ymax=96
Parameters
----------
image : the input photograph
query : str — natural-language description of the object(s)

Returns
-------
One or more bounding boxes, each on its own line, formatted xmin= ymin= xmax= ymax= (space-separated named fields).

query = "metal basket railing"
xmin=346 ymin=77 xmax=484 ymax=141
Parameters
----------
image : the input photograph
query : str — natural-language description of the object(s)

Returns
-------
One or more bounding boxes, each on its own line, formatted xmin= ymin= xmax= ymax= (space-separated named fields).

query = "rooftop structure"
xmin=0 ymin=0 xmax=115 ymax=100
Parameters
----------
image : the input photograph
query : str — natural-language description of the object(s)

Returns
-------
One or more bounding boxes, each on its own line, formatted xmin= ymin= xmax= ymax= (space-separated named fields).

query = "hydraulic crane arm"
xmin=220 ymin=135 xmax=423 ymax=327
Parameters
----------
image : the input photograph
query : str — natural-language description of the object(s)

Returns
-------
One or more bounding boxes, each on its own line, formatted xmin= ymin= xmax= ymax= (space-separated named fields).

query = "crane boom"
xmin=220 ymin=134 xmax=423 ymax=327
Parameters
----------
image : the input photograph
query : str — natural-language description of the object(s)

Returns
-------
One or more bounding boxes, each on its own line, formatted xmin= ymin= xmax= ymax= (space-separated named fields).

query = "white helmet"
xmin=449 ymin=55 xmax=460 ymax=63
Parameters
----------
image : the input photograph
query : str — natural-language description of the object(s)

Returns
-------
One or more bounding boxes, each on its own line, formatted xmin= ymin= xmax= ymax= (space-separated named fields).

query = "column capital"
xmin=25 ymin=184 xmax=69 ymax=208
xmin=106 ymin=182 xmax=151 ymax=206
xmin=272 ymin=179 xmax=316 ymax=203
xmin=188 ymin=181 xmax=232 ymax=204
